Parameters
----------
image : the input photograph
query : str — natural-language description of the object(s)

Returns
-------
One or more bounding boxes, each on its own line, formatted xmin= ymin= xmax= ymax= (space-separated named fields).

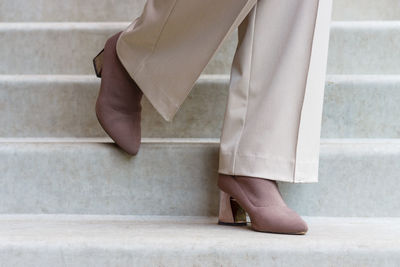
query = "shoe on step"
xmin=218 ymin=174 xmax=308 ymax=235
xmin=93 ymin=32 xmax=143 ymax=155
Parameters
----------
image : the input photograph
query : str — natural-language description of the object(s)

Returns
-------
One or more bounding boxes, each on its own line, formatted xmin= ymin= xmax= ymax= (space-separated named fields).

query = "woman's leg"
xmin=116 ymin=0 xmax=258 ymax=122
xmin=217 ymin=0 xmax=333 ymax=234
xmin=219 ymin=0 xmax=333 ymax=183
xmin=97 ymin=0 xmax=257 ymax=154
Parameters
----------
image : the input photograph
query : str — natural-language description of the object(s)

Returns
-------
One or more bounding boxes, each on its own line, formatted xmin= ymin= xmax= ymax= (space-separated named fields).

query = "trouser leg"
xmin=218 ymin=0 xmax=333 ymax=183
xmin=116 ymin=0 xmax=257 ymax=121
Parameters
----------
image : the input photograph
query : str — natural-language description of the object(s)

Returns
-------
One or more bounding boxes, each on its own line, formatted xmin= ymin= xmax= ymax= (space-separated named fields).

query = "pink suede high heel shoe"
xmin=93 ymin=32 xmax=143 ymax=155
xmin=218 ymin=174 xmax=308 ymax=235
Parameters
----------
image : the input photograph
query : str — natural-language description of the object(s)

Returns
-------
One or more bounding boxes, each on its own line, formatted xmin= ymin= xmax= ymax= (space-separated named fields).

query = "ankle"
xmin=234 ymin=175 xmax=286 ymax=207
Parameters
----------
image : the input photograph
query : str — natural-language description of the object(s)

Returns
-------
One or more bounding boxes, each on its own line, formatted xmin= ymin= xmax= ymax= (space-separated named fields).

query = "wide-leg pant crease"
xmin=116 ymin=0 xmax=333 ymax=183
xmin=116 ymin=0 xmax=258 ymax=121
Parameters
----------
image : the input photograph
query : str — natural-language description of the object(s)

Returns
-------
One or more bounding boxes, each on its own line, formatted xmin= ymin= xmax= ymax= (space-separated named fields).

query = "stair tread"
xmin=2 ymin=215 xmax=399 ymax=266
xmin=1 ymin=137 xmax=400 ymax=144
xmin=1 ymin=215 xmax=399 ymax=249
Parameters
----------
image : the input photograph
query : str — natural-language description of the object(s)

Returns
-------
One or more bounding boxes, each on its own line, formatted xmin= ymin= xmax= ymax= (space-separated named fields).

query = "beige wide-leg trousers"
xmin=116 ymin=0 xmax=333 ymax=183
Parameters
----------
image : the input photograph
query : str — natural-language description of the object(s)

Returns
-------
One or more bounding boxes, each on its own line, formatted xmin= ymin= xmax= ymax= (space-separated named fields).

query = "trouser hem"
xmin=218 ymin=152 xmax=319 ymax=183
xmin=116 ymin=35 xmax=178 ymax=122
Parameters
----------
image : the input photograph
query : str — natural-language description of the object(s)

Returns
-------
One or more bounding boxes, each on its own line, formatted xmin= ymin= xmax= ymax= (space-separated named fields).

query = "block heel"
xmin=93 ymin=49 xmax=104 ymax=78
xmin=218 ymin=190 xmax=247 ymax=226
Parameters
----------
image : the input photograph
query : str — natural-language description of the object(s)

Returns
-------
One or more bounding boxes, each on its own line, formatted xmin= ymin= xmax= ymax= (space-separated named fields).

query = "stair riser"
xmin=0 ymin=0 xmax=146 ymax=22
xmin=0 ymin=23 xmax=399 ymax=75
xmin=328 ymin=22 xmax=400 ymax=74
xmin=1 ymin=75 xmax=399 ymax=138
xmin=1 ymin=0 xmax=399 ymax=21
xmin=0 ymin=140 xmax=399 ymax=216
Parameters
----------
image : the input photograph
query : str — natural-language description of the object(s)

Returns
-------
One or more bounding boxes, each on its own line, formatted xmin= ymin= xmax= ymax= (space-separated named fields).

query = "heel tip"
xmin=93 ymin=49 xmax=104 ymax=78
xmin=93 ymin=58 xmax=102 ymax=78
xmin=218 ymin=221 xmax=247 ymax=226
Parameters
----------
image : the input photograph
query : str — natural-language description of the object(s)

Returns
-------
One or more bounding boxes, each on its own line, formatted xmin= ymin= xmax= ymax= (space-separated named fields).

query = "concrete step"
xmin=0 ymin=75 xmax=227 ymax=138
xmin=0 ymin=22 xmax=234 ymax=75
xmin=333 ymin=0 xmax=400 ymax=21
xmin=0 ymin=22 xmax=399 ymax=75
xmin=0 ymin=138 xmax=399 ymax=217
xmin=322 ymin=75 xmax=400 ymax=138
xmin=327 ymin=21 xmax=400 ymax=74
xmin=0 ymin=215 xmax=398 ymax=267
xmin=0 ymin=0 xmax=146 ymax=22
xmin=1 ymin=75 xmax=399 ymax=138
xmin=1 ymin=0 xmax=399 ymax=22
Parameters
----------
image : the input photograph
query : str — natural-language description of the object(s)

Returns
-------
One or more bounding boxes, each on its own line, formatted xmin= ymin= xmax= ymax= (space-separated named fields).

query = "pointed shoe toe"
xmin=95 ymin=102 xmax=141 ymax=156
xmin=291 ymin=213 xmax=308 ymax=235
xmin=250 ymin=206 xmax=308 ymax=235
xmin=101 ymin=119 xmax=141 ymax=156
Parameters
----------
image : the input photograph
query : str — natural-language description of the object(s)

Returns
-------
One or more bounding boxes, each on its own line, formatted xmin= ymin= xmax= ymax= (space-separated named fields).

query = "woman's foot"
xmin=95 ymin=32 xmax=143 ymax=155
xmin=218 ymin=174 xmax=308 ymax=235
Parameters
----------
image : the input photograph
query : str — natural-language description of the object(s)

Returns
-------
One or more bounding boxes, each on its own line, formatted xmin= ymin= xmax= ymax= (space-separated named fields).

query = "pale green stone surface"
xmin=333 ymin=0 xmax=400 ymax=21
xmin=1 ymin=22 xmax=399 ymax=75
xmin=1 ymin=75 xmax=399 ymax=138
xmin=0 ymin=215 xmax=398 ymax=267
xmin=0 ymin=139 xmax=399 ymax=216
xmin=0 ymin=0 xmax=399 ymax=265
xmin=1 ymin=0 xmax=399 ymax=22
